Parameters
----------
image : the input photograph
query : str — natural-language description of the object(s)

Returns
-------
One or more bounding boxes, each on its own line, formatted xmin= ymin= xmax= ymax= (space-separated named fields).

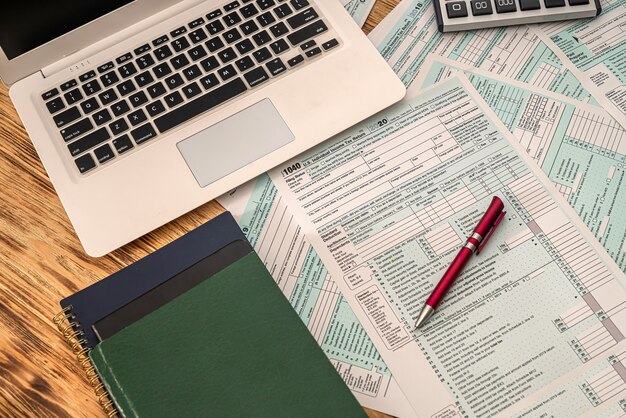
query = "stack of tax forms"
xmin=218 ymin=1 xmax=626 ymax=416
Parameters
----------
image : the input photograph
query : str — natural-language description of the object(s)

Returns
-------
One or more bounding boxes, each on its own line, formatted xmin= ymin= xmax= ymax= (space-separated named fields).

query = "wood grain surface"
xmin=0 ymin=1 xmax=401 ymax=417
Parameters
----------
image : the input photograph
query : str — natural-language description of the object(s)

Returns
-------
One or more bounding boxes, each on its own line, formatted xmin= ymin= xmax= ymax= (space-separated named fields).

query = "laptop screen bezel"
xmin=0 ymin=0 xmax=181 ymax=85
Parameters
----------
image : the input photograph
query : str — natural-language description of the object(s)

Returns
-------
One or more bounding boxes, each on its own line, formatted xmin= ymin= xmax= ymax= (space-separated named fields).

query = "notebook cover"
xmin=60 ymin=212 xmax=246 ymax=347
xmin=89 ymin=252 xmax=367 ymax=418
xmin=92 ymin=239 xmax=252 ymax=341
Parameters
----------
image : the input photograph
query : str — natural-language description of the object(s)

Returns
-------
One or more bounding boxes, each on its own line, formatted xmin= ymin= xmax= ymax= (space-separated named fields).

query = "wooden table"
xmin=0 ymin=1 xmax=401 ymax=417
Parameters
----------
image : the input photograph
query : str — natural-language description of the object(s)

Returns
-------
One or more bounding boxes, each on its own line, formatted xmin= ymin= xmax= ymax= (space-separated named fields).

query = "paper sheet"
xmin=217 ymin=175 xmax=417 ymax=418
xmin=368 ymin=0 xmax=594 ymax=102
xmin=268 ymin=76 xmax=626 ymax=417
xmin=532 ymin=0 xmax=626 ymax=129
xmin=415 ymin=55 xmax=626 ymax=272
xmin=341 ymin=0 xmax=377 ymax=28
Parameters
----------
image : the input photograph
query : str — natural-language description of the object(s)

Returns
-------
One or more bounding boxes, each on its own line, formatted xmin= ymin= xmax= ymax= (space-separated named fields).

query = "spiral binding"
xmin=53 ymin=306 xmax=118 ymax=417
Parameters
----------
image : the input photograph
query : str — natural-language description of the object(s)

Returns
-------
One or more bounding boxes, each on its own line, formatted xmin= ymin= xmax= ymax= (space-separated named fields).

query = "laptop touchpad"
xmin=177 ymin=99 xmax=294 ymax=187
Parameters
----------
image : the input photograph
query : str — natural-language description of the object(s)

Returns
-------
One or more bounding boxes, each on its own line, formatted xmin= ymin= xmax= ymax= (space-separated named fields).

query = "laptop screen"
xmin=0 ymin=1 xmax=135 ymax=60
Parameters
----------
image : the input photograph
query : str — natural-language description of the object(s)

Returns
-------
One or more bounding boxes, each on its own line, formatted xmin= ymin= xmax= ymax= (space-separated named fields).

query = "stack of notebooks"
xmin=54 ymin=212 xmax=366 ymax=418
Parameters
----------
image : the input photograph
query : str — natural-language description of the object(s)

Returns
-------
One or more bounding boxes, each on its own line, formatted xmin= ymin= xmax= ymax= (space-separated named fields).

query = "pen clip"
xmin=477 ymin=211 xmax=506 ymax=254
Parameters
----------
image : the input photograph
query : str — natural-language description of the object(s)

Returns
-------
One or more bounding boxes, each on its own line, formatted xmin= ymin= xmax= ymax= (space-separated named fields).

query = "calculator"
xmin=434 ymin=0 xmax=600 ymax=32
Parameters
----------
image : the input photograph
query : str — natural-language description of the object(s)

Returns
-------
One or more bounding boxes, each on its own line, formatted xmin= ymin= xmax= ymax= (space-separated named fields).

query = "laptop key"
xmin=172 ymin=37 xmax=191 ymax=53
xmin=287 ymin=19 xmax=327 ymax=45
xmin=154 ymin=45 xmax=173 ymax=60
xmin=113 ymin=134 xmax=134 ymax=154
xmin=64 ymin=88 xmax=83 ymax=105
xmin=171 ymin=54 xmax=191 ymax=70
xmin=116 ymin=52 xmax=133 ymax=64
xmin=112 ymin=100 xmax=131 ymax=116
xmin=244 ymin=67 xmax=270 ymax=87
xmin=274 ymin=3 xmax=293 ymax=18
xmin=109 ymin=119 xmax=129 ymax=136
xmin=147 ymin=82 xmax=167 ymax=98
xmin=128 ymin=109 xmax=147 ymax=126
xmin=305 ymin=46 xmax=322 ymax=58
xmin=42 ymin=88 xmax=59 ymax=101
xmin=207 ymin=9 xmax=223 ymax=20
xmin=129 ymin=91 xmax=149 ymax=108
xmin=253 ymin=47 xmax=272 ymax=63
xmin=170 ymin=26 xmax=187 ymax=38
xmin=189 ymin=28 xmax=208 ymax=43
xmin=218 ymin=47 xmax=237 ymax=63
xmin=79 ymin=70 xmax=97 ymax=82
xmin=236 ymin=56 xmax=255 ymax=71
xmin=290 ymin=0 xmax=309 ymax=9
xmin=224 ymin=28 xmax=242 ymax=44
xmin=201 ymin=56 xmax=220 ymax=72
xmin=257 ymin=0 xmax=276 ymax=10
xmin=135 ymin=71 xmax=154 ymax=87
xmin=131 ymin=123 xmax=157 ymax=145
xmin=100 ymin=71 xmax=120 ymax=87
xmin=155 ymin=78 xmax=247 ymax=133
xmin=146 ymin=100 xmax=166 ymax=117
xmin=61 ymin=118 xmax=94 ymax=142
xmin=183 ymin=82 xmax=202 ymax=99
xmin=152 ymin=34 xmax=169 ymax=46
xmin=94 ymin=144 xmax=115 ymax=164
xmin=136 ymin=54 xmax=156 ymax=69
xmin=75 ymin=153 xmax=96 ymax=173
xmin=257 ymin=11 xmax=276 ymax=27
xmin=189 ymin=17 xmax=205 ymax=29
xmin=46 ymin=97 xmax=65 ymax=114
xmin=134 ymin=44 xmax=151 ymax=55
xmin=82 ymin=80 xmax=102 ymax=96
xmin=164 ymin=91 xmax=184 ymax=108
xmin=119 ymin=63 xmax=138 ymax=78
xmin=61 ymin=79 xmax=77 ymax=91
xmin=68 ymin=127 xmax=110 ymax=156
xmin=183 ymin=64 xmax=202 ymax=81
xmin=287 ymin=54 xmax=304 ymax=67
xmin=322 ymin=38 xmax=339 ymax=50
xmin=270 ymin=22 xmax=289 ymax=37
xmin=81 ymin=97 xmax=100 ymax=114
xmin=207 ymin=20 xmax=225 ymax=35
xmin=206 ymin=37 xmax=225 ymax=52
xmin=287 ymin=8 xmax=318 ymax=29
xmin=117 ymin=80 xmax=136 ymax=96
xmin=240 ymin=20 xmax=260 ymax=35
xmin=266 ymin=58 xmax=287 ymax=76
xmin=165 ymin=74 xmax=185 ymax=89
xmin=224 ymin=12 xmax=242 ymax=26
xmin=153 ymin=62 xmax=173 ymax=78
xmin=224 ymin=1 xmax=241 ymax=11
xmin=189 ymin=45 xmax=208 ymax=61
xmin=98 ymin=62 xmax=115 ymax=73
xmin=99 ymin=89 xmax=118 ymax=105
xmin=93 ymin=109 xmax=113 ymax=126
xmin=300 ymin=40 xmax=316 ymax=50
xmin=241 ymin=4 xmax=259 ymax=17
xmin=236 ymin=39 xmax=255 ymax=54
xmin=253 ymin=30 xmax=272 ymax=46
xmin=200 ymin=73 xmax=220 ymax=90
xmin=218 ymin=64 xmax=237 ymax=81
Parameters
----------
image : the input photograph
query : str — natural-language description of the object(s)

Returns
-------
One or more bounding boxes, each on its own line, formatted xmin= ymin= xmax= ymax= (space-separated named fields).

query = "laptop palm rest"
xmin=177 ymin=98 xmax=294 ymax=187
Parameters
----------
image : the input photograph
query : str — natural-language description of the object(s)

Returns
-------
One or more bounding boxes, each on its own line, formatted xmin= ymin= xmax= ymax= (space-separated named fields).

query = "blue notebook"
xmin=55 ymin=211 xmax=246 ymax=348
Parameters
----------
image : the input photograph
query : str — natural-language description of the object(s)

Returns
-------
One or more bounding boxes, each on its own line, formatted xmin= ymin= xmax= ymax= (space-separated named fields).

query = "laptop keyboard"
xmin=40 ymin=0 xmax=340 ymax=175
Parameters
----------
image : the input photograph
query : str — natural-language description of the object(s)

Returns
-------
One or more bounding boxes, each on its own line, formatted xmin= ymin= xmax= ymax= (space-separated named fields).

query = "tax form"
xmin=341 ymin=0 xmax=377 ymax=27
xmin=217 ymin=174 xmax=417 ymax=418
xmin=368 ymin=0 xmax=593 ymax=101
xmin=533 ymin=0 xmax=626 ymax=129
xmin=268 ymin=76 xmax=626 ymax=417
xmin=416 ymin=55 xmax=626 ymax=271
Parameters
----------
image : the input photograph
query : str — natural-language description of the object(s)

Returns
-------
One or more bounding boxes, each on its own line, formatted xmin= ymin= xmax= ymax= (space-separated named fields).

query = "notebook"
xmin=89 ymin=251 xmax=367 ymax=418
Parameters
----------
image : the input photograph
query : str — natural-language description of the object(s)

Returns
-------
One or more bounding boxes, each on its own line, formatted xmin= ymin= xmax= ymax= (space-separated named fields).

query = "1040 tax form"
xmin=268 ymin=77 xmax=626 ymax=417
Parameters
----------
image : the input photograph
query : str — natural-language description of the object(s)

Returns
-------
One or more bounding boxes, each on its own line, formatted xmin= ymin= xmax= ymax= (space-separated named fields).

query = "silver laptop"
xmin=1 ymin=0 xmax=405 ymax=256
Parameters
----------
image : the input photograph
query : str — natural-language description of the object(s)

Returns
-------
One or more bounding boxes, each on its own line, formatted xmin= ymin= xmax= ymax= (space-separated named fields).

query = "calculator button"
xmin=519 ymin=0 xmax=541 ymax=10
xmin=568 ymin=0 xmax=589 ymax=5
xmin=494 ymin=0 xmax=517 ymax=12
xmin=446 ymin=1 xmax=469 ymax=17
xmin=544 ymin=0 xmax=565 ymax=6
xmin=471 ymin=0 xmax=493 ymax=14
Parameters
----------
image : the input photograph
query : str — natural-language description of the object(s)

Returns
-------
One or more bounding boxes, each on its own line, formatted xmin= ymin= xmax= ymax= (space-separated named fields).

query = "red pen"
xmin=414 ymin=196 xmax=506 ymax=330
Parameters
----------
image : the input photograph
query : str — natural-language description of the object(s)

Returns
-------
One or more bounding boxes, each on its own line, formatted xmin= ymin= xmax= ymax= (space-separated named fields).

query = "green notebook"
xmin=89 ymin=252 xmax=366 ymax=418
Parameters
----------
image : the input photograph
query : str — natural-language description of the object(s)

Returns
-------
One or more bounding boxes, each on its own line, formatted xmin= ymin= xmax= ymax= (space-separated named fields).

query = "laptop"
xmin=1 ymin=0 xmax=405 ymax=257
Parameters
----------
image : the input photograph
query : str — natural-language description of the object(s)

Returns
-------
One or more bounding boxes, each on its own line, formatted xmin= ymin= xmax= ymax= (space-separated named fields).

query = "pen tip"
xmin=414 ymin=305 xmax=435 ymax=330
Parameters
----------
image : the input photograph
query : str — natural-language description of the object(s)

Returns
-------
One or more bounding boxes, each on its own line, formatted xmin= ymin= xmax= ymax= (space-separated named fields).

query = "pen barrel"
xmin=425 ymin=247 xmax=473 ymax=309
